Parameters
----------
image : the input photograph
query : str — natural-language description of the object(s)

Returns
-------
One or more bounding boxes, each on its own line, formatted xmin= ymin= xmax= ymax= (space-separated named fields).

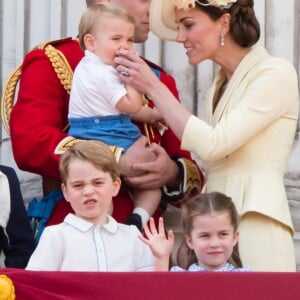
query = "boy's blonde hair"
xmin=78 ymin=2 xmax=135 ymax=50
xmin=59 ymin=140 xmax=119 ymax=184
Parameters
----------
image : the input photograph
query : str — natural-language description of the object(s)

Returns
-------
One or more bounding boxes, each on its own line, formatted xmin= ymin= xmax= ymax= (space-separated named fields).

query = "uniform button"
xmin=95 ymin=119 xmax=99 ymax=124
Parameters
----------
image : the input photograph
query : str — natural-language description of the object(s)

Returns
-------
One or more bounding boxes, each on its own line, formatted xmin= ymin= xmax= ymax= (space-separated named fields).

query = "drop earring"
xmin=220 ymin=34 xmax=225 ymax=46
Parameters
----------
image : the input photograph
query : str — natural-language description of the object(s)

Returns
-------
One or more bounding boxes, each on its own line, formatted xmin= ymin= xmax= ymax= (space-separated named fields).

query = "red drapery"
xmin=1 ymin=268 xmax=300 ymax=300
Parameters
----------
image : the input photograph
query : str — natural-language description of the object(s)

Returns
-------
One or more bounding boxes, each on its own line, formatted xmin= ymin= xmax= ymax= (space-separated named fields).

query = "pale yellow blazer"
xmin=182 ymin=47 xmax=299 ymax=232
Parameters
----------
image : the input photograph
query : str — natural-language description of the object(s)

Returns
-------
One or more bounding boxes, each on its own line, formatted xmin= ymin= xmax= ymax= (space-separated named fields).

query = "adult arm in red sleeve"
xmin=9 ymin=39 xmax=161 ymax=226
xmin=10 ymin=39 xmax=83 ymax=180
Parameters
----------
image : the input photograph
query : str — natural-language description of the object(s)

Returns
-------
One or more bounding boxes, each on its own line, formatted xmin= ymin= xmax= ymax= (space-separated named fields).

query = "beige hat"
xmin=150 ymin=0 xmax=178 ymax=41
xmin=150 ymin=0 xmax=237 ymax=41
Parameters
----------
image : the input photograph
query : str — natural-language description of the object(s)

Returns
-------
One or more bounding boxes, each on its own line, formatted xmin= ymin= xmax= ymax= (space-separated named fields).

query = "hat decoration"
xmin=171 ymin=0 xmax=237 ymax=10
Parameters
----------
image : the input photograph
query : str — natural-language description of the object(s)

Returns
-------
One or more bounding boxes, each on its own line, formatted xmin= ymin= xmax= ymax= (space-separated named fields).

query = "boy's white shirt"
xmin=26 ymin=213 xmax=154 ymax=271
xmin=68 ymin=50 xmax=127 ymax=118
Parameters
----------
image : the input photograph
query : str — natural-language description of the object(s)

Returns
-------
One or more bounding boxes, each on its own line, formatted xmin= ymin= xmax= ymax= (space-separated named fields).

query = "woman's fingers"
xmin=115 ymin=49 xmax=144 ymax=71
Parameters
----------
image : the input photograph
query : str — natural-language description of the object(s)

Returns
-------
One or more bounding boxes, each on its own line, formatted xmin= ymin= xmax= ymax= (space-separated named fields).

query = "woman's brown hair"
xmin=196 ymin=0 xmax=260 ymax=47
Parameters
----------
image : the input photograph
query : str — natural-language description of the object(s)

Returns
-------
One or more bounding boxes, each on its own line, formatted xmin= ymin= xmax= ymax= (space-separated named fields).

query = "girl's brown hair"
xmin=178 ymin=191 xmax=242 ymax=269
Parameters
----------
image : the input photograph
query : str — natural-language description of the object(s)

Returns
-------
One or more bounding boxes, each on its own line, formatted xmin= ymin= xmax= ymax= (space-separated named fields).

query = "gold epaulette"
xmin=42 ymin=43 xmax=73 ymax=94
xmin=0 ymin=40 xmax=74 ymax=135
xmin=54 ymin=137 xmax=124 ymax=162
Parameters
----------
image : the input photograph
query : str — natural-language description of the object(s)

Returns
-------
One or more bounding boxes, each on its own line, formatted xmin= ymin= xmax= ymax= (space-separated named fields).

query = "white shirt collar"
xmin=84 ymin=49 xmax=105 ymax=66
xmin=64 ymin=213 xmax=118 ymax=234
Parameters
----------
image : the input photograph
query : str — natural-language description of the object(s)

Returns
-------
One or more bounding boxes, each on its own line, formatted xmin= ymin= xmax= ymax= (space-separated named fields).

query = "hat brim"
xmin=150 ymin=0 xmax=178 ymax=41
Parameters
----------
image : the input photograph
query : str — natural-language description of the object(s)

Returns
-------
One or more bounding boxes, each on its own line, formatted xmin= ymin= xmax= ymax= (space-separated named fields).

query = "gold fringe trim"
xmin=0 ymin=43 xmax=73 ymax=135
xmin=44 ymin=44 xmax=73 ymax=95
xmin=1 ymin=65 xmax=22 ymax=135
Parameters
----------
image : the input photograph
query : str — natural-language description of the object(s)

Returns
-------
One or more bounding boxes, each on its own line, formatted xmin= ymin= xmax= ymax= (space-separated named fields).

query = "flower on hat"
xmin=170 ymin=0 xmax=237 ymax=10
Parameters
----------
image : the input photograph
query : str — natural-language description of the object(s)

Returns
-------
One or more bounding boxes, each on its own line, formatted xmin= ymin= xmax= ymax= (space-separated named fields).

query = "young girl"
xmin=140 ymin=192 xmax=250 ymax=271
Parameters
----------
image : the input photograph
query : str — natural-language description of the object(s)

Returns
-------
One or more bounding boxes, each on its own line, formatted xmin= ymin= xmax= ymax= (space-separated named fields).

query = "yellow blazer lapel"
xmin=207 ymin=47 xmax=269 ymax=125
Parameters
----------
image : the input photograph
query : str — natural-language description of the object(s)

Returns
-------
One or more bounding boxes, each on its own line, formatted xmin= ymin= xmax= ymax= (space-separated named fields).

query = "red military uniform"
xmin=10 ymin=38 xmax=204 ymax=225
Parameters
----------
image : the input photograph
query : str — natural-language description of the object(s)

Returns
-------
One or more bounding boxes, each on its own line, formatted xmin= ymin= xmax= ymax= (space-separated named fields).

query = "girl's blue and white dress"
xmin=170 ymin=263 xmax=251 ymax=272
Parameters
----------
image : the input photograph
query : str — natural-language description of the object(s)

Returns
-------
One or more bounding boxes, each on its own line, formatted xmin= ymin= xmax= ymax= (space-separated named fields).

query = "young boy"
xmin=68 ymin=2 xmax=164 ymax=231
xmin=26 ymin=140 xmax=154 ymax=271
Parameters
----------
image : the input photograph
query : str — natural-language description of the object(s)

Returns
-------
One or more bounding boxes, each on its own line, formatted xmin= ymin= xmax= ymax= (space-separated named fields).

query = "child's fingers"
xmin=168 ymin=230 xmax=175 ymax=245
xmin=158 ymin=217 xmax=165 ymax=235
xmin=149 ymin=217 xmax=158 ymax=235
xmin=143 ymin=222 xmax=151 ymax=238
xmin=138 ymin=234 xmax=150 ymax=246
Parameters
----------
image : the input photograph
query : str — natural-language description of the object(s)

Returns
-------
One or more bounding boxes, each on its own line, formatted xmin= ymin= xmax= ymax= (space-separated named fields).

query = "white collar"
xmin=84 ymin=49 xmax=106 ymax=66
xmin=64 ymin=213 xmax=119 ymax=233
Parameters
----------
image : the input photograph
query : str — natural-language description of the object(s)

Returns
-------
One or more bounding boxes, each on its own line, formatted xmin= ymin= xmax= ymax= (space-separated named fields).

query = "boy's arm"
xmin=116 ymin=84 xmax=142 ymax=114
xmin=131 ymin=105 xmax=164 ymax=126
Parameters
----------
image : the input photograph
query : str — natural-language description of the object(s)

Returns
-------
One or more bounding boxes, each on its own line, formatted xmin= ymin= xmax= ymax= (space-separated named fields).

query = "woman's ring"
xmin=121 ymin=67 xmax=129 ymax=77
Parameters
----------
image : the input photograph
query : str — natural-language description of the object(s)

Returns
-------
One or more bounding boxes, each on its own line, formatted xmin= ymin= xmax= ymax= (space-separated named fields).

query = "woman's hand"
xmin=115 ymin=50 xmax=160 ymax=95
xmin=118 ymin=136 xmax=156 ymax=177
xmin=115 ymin=49 xmax=191 ymax=142
xmin=123 ymin=142 xmax=180 ymax=190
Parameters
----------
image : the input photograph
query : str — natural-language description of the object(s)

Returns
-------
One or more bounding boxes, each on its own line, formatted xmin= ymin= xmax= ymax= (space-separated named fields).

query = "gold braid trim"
xmin=54 ymin=136 xmax=83 ymax=154
xmin=108 ymin=146 xmax=123 ymax=162
xmin=177 ymin=157 xmax=203 ymax=204
xmin=183 ymin=158 xmax=203 ymax=191
xmin=0 ymin=42 xmax=73 ymax=135
xmin=1 ymin=64 xmax=22 ymax=135
xmin=44 ymin=44 xmax=73 ymax=94
xmin=142 ymin=94 xmax=154 ymax=143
